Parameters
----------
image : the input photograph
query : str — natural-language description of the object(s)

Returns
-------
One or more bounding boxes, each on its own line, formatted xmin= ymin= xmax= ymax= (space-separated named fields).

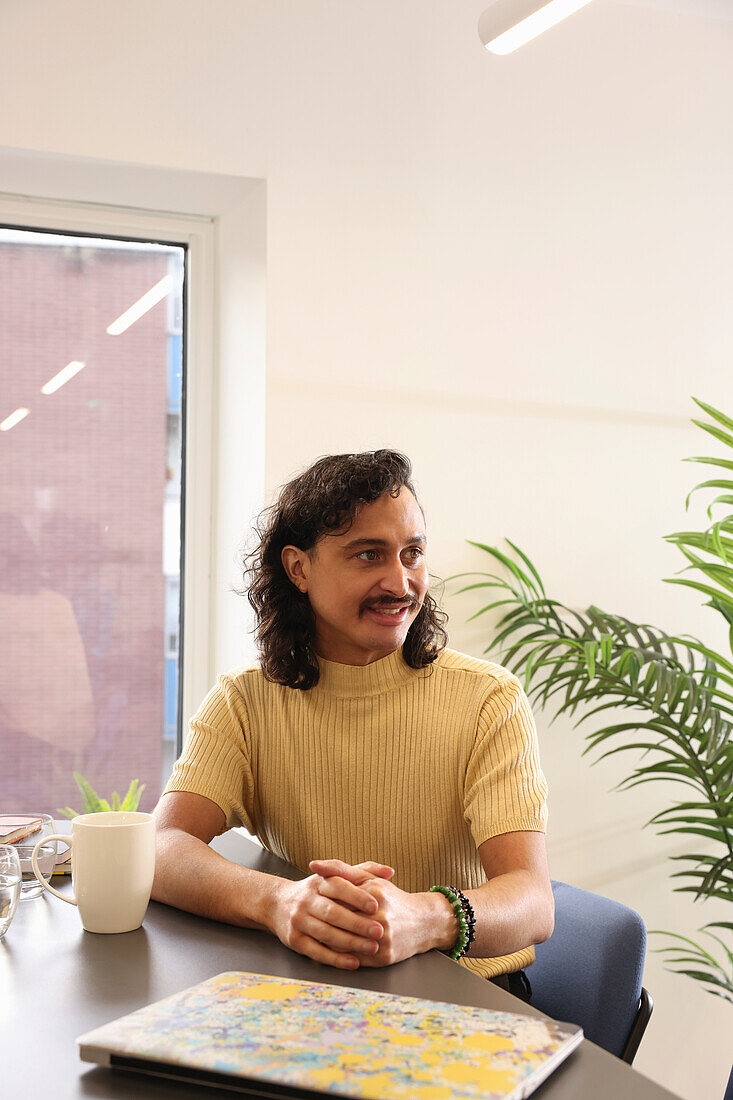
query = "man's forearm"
xmin=152 ymin=826 xmax=279 ymax=931
xmin=463 ymin=870 xmax=554 ymax=958
xmin=418 ymin=871 xmax=554 ymax=959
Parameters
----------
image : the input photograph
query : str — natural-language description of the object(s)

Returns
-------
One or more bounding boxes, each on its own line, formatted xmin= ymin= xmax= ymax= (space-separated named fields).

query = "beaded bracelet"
xmin=429 ymin=884 xmax=475 ymax=960
xmin=448 ymin=885 xmax=476 ymax=951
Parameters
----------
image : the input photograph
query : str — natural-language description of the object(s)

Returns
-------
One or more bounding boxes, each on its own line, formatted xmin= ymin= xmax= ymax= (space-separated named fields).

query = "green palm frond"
xmin=453 ymin=398 xmax=733 ymax=999
xmin=651 ymin=925 xmax=733 ymax=1004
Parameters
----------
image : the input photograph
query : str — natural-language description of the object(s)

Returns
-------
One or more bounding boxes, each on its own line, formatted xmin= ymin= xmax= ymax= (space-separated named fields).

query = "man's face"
xmin=281 ymin=487 xmax=429 ymax=666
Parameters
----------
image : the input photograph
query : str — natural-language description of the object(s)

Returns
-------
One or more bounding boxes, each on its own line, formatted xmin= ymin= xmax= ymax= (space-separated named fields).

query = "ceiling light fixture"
xmin=106 ymin=274 xmax=173 ymax=336
xmin=478 ymin=0 xmax=595 ymax=55
xmin=0 ymin=407 xmax=30 ymax=432
xmin=41 ymin=360 xmax=86 ymax=395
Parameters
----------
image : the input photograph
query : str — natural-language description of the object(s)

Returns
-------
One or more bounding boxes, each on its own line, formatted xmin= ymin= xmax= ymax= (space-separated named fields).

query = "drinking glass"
xmin=5 ymin=815 xmax=58 ymax=899
xmin=0 ymin=845 xmax=22 ymax=937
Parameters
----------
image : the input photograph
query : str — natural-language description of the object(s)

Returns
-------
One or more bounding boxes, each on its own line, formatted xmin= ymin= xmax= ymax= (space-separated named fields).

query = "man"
xmin=153 ymin=450 xmax=553 ymax=996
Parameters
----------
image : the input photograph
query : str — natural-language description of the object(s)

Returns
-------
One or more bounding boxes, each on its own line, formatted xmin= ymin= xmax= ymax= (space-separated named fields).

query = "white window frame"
xmin=0 ymin=148 xmax=266 ymax=746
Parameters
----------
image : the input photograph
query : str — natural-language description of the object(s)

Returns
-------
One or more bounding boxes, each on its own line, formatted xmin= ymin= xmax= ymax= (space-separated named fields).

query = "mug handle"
xmin=31 ymin=835 xmax=77 ymax=905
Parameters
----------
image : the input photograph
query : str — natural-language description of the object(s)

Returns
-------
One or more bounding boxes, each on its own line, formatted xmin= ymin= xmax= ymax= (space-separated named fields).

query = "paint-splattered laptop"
xmin=78 ymin=970 xmax=582 ymax=1099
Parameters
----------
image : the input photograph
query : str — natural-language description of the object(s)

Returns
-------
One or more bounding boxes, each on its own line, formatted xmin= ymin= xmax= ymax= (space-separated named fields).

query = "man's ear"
xmin=281 ymin=545 xmax=310 ymax=593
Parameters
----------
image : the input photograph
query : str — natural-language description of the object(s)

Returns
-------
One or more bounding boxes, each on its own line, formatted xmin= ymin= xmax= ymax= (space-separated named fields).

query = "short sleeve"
xmin=163 ymin=673 xmax=257 ymax=833
xmin=463 ymin=672 xmax=548 ymax=848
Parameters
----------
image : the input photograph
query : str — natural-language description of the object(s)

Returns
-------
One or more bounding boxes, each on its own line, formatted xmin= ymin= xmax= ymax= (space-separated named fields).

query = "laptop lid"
xmin=78 ymin=970 xmax=583 ymax=1100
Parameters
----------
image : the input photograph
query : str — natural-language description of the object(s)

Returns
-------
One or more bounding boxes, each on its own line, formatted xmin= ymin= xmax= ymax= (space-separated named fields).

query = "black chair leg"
xmin=621 ymin=987 xmax=653 ymax=1065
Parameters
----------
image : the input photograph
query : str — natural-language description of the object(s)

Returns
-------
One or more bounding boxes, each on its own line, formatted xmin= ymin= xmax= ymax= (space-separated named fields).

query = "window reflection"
xmin=0 ymin=229 xmax=184 ymax=812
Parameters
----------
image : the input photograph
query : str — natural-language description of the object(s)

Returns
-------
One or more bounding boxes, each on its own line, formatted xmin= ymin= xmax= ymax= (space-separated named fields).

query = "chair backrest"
xmin=723 ymin=1064 xmax=733 ymax=1100
xmin=529 ymin=881 xmax=647 ymax=1059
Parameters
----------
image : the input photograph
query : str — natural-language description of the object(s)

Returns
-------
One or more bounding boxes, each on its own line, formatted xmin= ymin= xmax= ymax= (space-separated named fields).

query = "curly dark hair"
xmin=243 ymin=450 xmax=448 ymax=689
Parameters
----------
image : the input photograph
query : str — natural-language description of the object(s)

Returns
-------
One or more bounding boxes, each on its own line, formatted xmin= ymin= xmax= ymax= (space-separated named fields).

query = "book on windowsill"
xmin=52 ymin=847 xmax=72 ymax=875
xmin=0 ymin=815 xmax=43 ymax=844
xmin=51 ymin=824 xmax=72 ymax=874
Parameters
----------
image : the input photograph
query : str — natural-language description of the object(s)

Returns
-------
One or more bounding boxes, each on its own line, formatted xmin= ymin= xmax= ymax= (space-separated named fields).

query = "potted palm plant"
xmin=453 ymin=398 xmax=732 ymax=1003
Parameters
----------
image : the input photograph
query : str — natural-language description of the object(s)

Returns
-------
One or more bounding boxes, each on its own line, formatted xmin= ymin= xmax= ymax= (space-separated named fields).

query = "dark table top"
xmin=0 ymin=830 xmax=680 ymax=1100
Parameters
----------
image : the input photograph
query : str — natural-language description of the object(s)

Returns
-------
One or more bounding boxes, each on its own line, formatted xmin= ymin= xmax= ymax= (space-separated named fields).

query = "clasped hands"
xmin=271 ymin=857 xmax=446 ymax=971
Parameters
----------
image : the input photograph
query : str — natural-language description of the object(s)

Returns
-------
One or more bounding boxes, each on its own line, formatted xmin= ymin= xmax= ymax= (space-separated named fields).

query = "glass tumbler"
xmin=6 ymin=815 xmax=58 ymax=899
xmin=0 ymin=845 xmax=22 ymax=937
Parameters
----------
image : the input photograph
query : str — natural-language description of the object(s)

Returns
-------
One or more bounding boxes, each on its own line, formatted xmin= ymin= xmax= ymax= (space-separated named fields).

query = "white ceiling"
xmin=608 ymin=0 xmax=733 ymax=20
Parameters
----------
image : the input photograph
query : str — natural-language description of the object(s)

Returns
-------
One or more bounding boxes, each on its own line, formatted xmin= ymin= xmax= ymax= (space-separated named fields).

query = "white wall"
xmin=1 ymin=2 xmax=731 ymax=1096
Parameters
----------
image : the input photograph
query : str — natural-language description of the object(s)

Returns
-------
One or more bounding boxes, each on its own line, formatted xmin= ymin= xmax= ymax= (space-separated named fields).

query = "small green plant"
xmin=57 ymin=772 xmax=146 ymax=818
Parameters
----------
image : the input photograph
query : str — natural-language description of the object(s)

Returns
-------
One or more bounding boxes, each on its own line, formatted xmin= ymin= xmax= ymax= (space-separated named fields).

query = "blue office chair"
xmin=723 ymin=1065 xmax=733 ymax=1100
xmin=528 ymin=881 xmax=653 ymax=1064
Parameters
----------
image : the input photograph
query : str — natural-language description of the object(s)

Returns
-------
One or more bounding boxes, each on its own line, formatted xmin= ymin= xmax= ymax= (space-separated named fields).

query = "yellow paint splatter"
xmin=337 ymin=1054 xmax=391 ymax=1071
xmin=441 ymin=1062 xmax=516 ymax=1090
xmin=355 ymin=1072 xmax=403 ymax=1096
xmin=416 ymin=1036 xmax=466 ymax=1054
xmin=416 ymin=1052 xmax=443 ymax=1066
xmin=308 ymin=1066 xmax=348 ymax=1087
xmin=235 ymin=982 xmax=303 ymax=1000
xmin=462 ymin=1033 xmax=513 ymax=1054
xmin=380 ymin=1028 xmax=423 ymax=1046
xmin=338 ymin=1053 xmax=365 ymax=1066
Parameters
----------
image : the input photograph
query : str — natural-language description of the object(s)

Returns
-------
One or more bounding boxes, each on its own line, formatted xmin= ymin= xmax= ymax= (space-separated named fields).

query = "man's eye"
xmin=357 ymin=550 xmax=379 ymax=561
xmin=405 ymin=547 xmax=423 ymax=560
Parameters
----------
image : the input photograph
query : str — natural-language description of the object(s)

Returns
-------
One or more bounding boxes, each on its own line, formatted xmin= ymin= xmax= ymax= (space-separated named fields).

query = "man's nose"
xmin=379 ymin=556 xmax=411 ymax=596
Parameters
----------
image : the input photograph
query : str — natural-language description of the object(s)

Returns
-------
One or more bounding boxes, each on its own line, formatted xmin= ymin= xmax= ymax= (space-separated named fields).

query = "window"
xmin=0 ymin=227 xmax=185 ymax=811
xmin=0 ymin=154 xmax=266 ymax=823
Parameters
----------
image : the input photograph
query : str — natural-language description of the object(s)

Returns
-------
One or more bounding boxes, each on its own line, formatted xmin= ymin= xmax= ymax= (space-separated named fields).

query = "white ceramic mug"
xmin=31 ymin=812 xmax=155 ymax=933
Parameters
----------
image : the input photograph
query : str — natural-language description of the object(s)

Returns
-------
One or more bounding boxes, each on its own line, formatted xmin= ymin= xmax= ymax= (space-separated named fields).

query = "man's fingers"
xmin=362 ymin=878 xmax=387 ymax=903
xmin=317 ymin=875 xmax=380 ymax=915
xmin=298 ymin=914 xmax=381 ymax=957
xmin=309 ymin=858 xmax=395 ymax=883
xmin=309 ymin=860 xmax=374 ymax=887
xmin=356 ymin=861 xmax=395 ymax=879
xmin=293 ymin=931 xmax=361 ymax=970
xmin=312 ymin=894 xmax=384 ymax=942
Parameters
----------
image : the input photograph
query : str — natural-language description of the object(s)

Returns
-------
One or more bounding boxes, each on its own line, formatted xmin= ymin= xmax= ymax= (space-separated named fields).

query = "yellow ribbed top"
xmin=165 ymin=647 xmax=548 ymax=979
